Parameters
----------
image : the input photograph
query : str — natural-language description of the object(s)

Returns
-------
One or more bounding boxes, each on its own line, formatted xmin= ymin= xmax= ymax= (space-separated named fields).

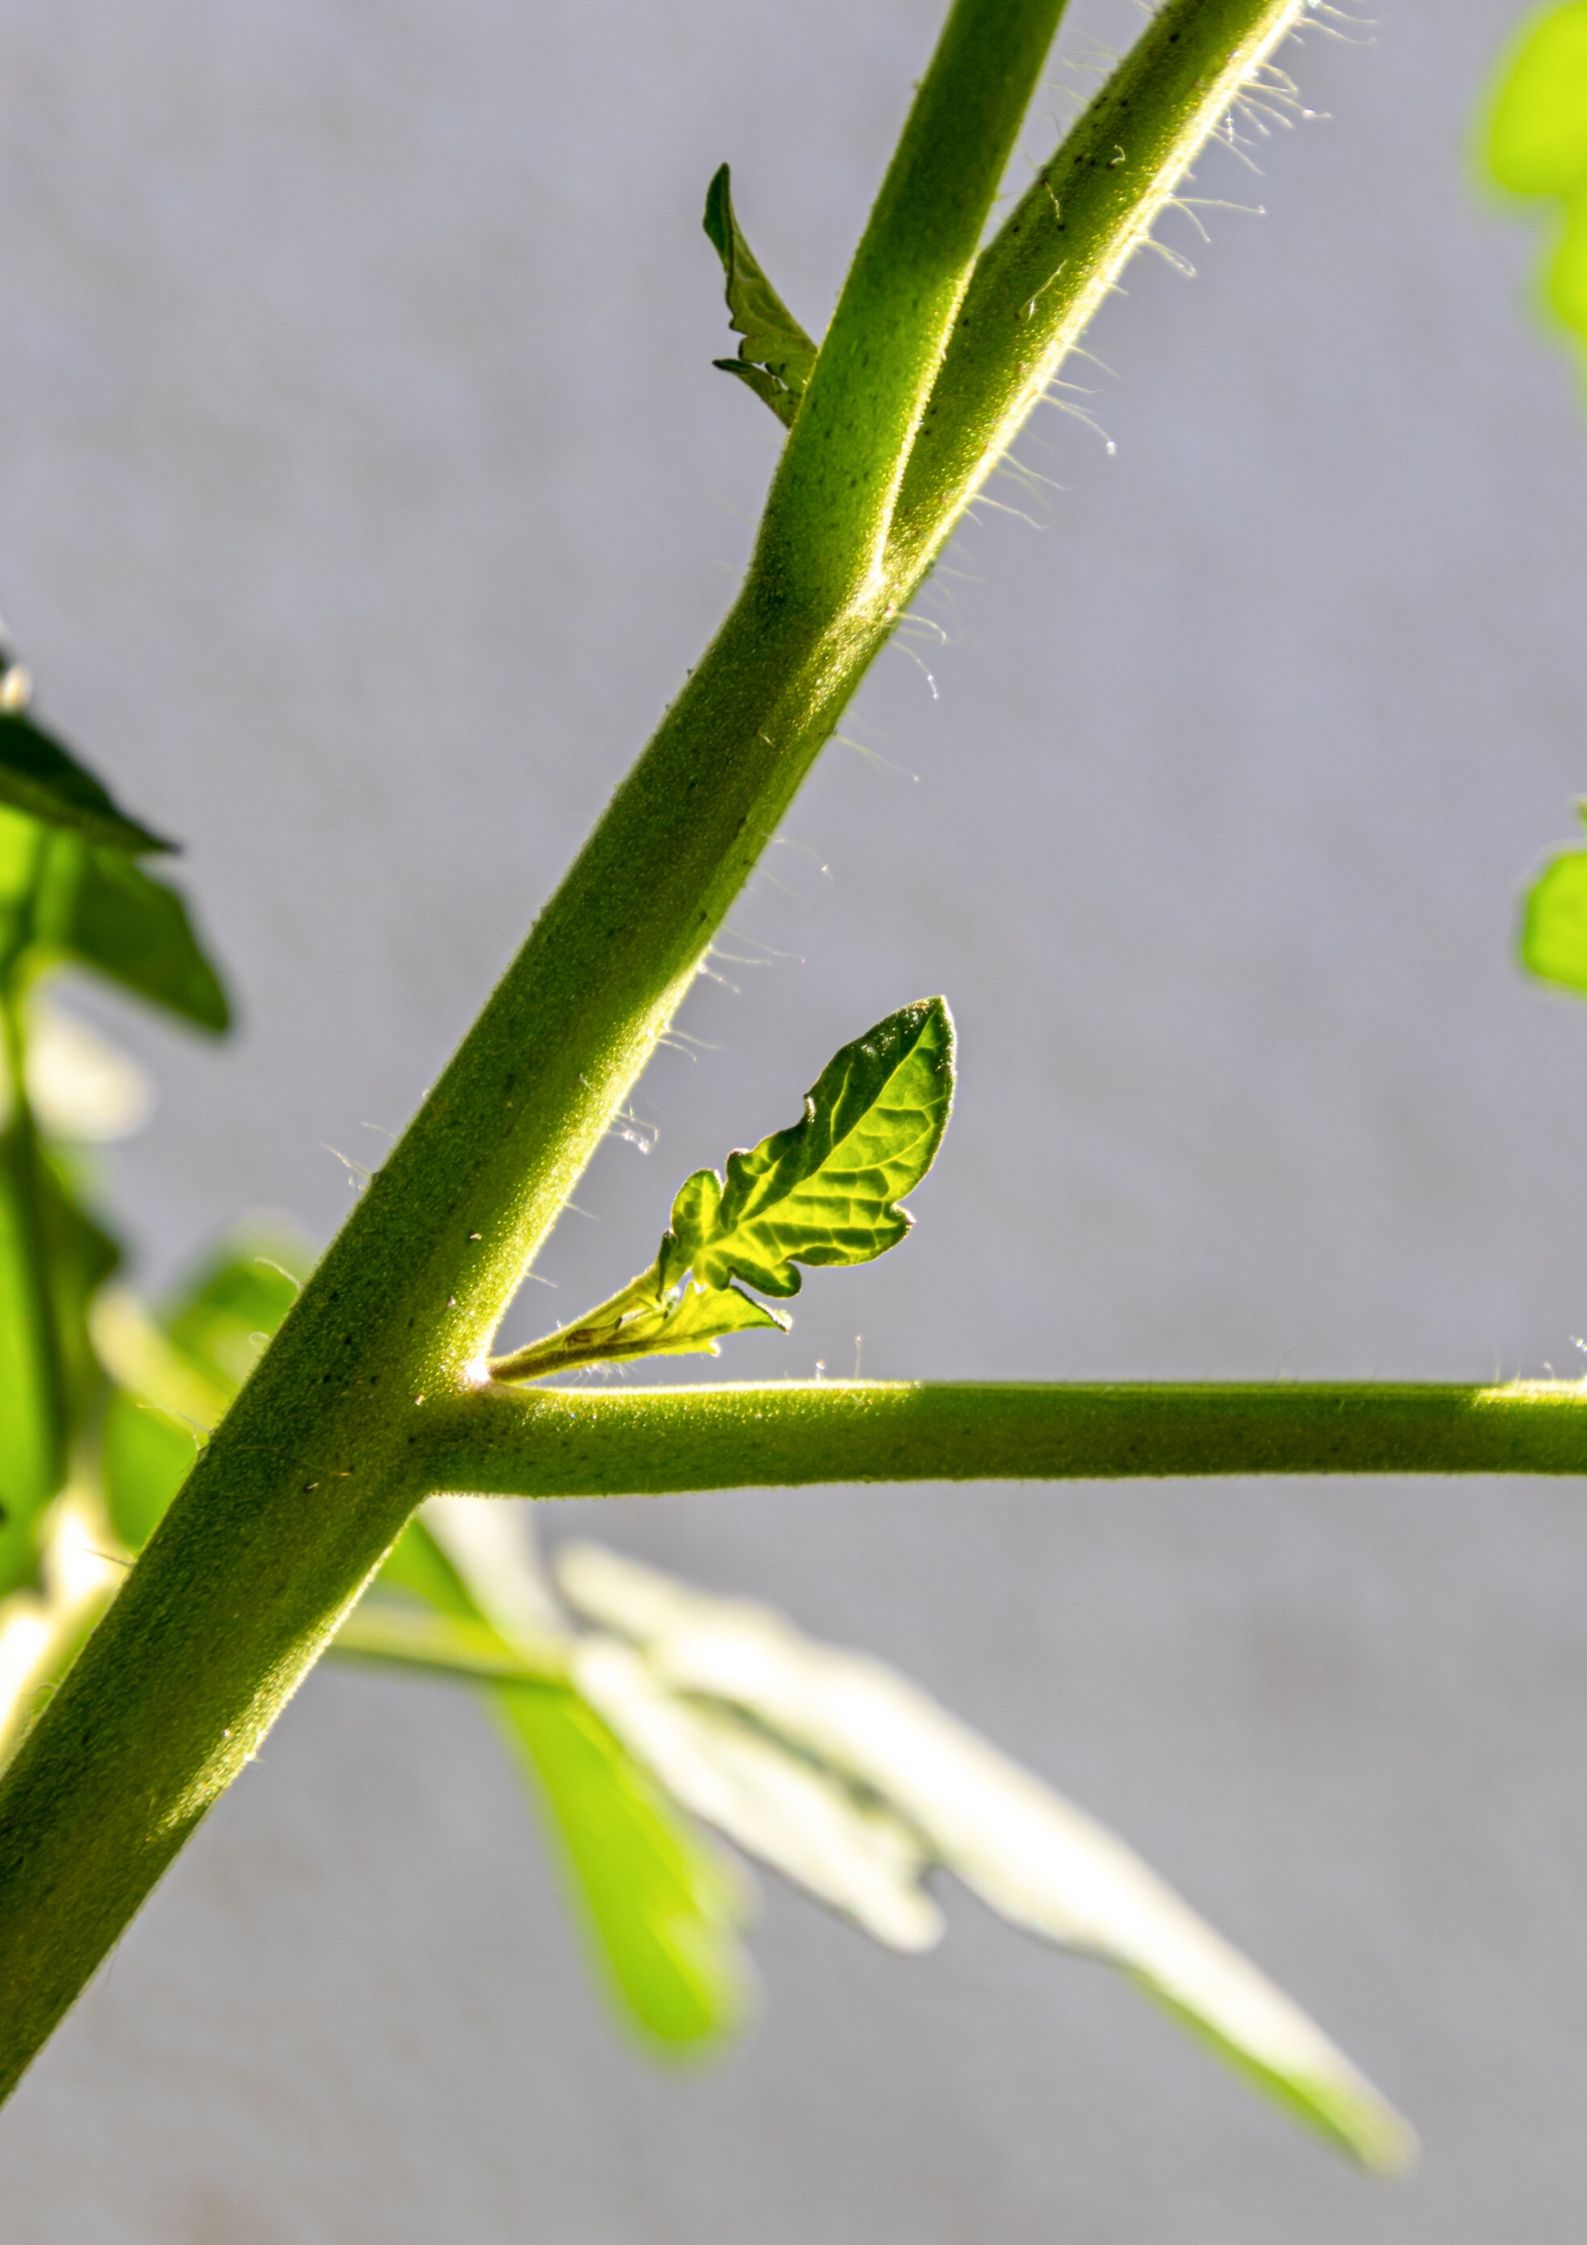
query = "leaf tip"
xmin=703 ymin=161 xmax=732 ymax=255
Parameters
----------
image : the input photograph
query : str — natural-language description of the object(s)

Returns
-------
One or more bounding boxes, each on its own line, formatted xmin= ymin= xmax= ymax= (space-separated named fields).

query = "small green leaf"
xmin=0 ymin=710 xmax=175 ymax=857
xmin=1486 ymin=1 xmax=1587 ymax=199
xmin=32 ymin=835 xmax=230 ymax=1033
xmin=661 ymin=996 xmax=953 ymax=1299
xmin=558 ymin=1544 xmax=1417 ymax=2175
xmin=492 ymin=998 xmax=951 ymax=1383
xmin=703 ymin=163 xmax=817 ymax=429
xmin=1521 ymin=837 xmax=1587 ymax=995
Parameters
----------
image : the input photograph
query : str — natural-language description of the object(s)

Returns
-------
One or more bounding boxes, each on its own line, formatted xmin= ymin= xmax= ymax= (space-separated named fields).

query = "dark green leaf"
xmin=0 ymin=710 xmax=175 ymax=857
xmin=32 ymin=834 xmax=230 ymax=1033
xmin=703 ymin=163 xmax=817 ymax=428
xmin=661 ymin=996 xmax=954 ymax=1299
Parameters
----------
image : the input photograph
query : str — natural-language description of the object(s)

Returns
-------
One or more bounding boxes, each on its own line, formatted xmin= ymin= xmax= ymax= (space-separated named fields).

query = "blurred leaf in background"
xmin=1483 ymin=0 xmax=1587 ymax=386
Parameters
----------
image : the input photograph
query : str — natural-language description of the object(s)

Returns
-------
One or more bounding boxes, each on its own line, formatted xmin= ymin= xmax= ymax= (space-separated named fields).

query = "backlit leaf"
xmin=558 ymin=1544 xmax=1416 ymax=2174
xmin=575 ymin=1635 xmax=942 ymax=1952
xmin=661 ymin=997 xmax=953 ymax=1299
xmin=491 ymin=1272 xmax=784 ymax=1384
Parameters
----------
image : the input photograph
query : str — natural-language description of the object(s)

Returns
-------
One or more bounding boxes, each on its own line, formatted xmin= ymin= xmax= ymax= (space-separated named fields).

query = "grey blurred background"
xmin=2 ymin=0 xmax=1586 ymax=2236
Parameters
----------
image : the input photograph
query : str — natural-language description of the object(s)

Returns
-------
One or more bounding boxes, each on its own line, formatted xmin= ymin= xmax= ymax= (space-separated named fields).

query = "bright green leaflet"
xmin=493 ymin=1273 xmax=785 ymax=1385
xmin=0 ymin=710 xmax=174 ymax=858
xmin=1520 ymin=820 xmax=1587 ymax=997
xmin=1484 ymin=1 xmax=1587 ymax=378
xmin=492 ymin=998 xmax=953 ymax=1383
xmin=703 ymin=163 xmax=818 ymax=428
xmin=661 ymin=996 xmax=953 ymax=1298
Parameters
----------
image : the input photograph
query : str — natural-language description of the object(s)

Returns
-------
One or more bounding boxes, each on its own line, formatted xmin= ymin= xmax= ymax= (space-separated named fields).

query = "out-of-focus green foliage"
xmin=1484 ymin=1 xmax=1587 ymax=382
xmin=1521 ymin=808 xmax=1587 ymax=997
xmin=559 ymin=1544 xmax=1414 ymax=2172
xmin=0 ymin=710 xmax=175 ymax=857
xmin=98 ymin=1239 xmax=305 ymax=1550
xmin=1487 ymin=15 xmax=1587 ymax=988
xmin=380 ymin=1504 xmax=751 ymax=2055
xmin=0 ymin=638 xmax=227 ymax=1752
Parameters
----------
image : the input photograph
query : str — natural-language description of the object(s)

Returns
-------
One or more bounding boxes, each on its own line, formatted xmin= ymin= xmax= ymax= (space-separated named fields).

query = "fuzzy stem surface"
xmin=425 ymin=1378 xmax=1587 ymax=1496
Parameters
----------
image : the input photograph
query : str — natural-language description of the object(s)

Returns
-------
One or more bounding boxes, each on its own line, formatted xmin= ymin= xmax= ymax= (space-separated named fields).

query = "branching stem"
xmin=0 ymin=0 xmax=1321 ymax=2101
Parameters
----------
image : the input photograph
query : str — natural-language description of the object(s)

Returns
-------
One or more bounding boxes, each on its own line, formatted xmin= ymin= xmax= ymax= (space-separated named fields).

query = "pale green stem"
xmin=420 ymin=1379 xmax=1587 ymax=1496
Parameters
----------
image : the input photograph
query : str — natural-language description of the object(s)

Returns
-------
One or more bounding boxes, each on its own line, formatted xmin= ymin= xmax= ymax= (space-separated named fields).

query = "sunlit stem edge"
xmin=422 ymin=1378 xmax=1587 ymax=1495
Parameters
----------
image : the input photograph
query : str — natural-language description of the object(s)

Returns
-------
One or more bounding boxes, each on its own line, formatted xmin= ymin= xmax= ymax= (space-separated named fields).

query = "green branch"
xmin=420 ymin=1379 xmax=1587 ymax=1497
xmin=892 ymin=0 xmax=1308 ymax=574
xmin=755 ymin=0 xmax=1069 ymax=609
